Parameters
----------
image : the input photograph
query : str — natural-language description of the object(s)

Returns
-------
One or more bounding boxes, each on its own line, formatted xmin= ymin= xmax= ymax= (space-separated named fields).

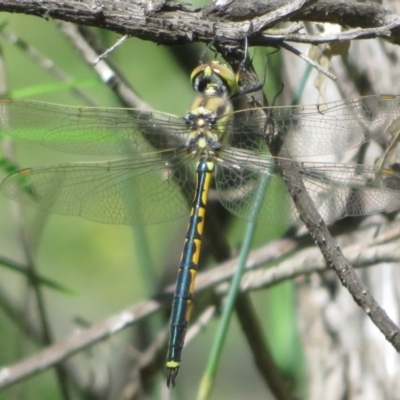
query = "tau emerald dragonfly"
xmin=1 ymin=61 xmax=400 ymax=386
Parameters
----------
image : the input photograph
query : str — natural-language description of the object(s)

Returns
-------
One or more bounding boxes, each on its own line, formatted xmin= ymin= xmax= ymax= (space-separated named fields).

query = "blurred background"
xmin=0 ymin=1 xmax=400 ymax=399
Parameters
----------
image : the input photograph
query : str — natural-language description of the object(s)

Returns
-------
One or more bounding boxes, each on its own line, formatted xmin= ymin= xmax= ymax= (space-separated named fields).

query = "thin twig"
xmin=57 ymin=22 xmax=149 ymax=110
xmin=279 ymin=41 xmax=337 ymax=80
xmin=0 ymin=28 xmax=97 ymax=105
xmin=262 ymin=20 xmax=400 ymax=45
xmin=92 ymin=34 xmax=128 ymax=65
xmin=0 ymin=300 xmax=160 ymax=389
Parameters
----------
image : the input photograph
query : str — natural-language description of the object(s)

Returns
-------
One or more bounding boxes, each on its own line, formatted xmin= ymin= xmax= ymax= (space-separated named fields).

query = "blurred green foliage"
xmin=0 ymin=9 xmax=302 ymax=400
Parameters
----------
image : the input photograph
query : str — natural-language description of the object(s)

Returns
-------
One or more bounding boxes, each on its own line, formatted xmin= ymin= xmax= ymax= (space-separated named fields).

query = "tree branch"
xmin=1 ymin=0 xmax=400 ymax=46
xmin=277 ymin=156 xmax=400 ymax=351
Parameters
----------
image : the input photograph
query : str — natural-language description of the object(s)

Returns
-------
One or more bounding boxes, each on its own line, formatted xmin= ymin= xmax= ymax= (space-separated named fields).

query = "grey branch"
xmin=1 ymin=0 xmax=400 ymax=46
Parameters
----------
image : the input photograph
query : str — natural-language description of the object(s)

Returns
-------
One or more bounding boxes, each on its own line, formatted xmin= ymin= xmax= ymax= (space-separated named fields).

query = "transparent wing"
xmin=0 ymin=98 xmax=187 ymax=156
xmin=1 ymin=151 xmax=197 ymax=225
xmin=2 ymin=95 xmax=400 ymax=159
xmin=228 ymin=95 xmax=400 ymax=157
xmin=216 ymin=151 xmax=400 ymax=225
xmin=2 ymin=96 xmax=400 ymax=226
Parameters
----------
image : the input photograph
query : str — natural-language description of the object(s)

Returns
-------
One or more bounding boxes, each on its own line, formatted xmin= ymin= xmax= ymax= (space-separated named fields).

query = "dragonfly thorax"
xmin=185 ymin=91 xmax=233 ymax=154
xmin=186 ymin=131 xmax=221 ymax=156
xmin=185 ymin=115 xmax=221 ymax=154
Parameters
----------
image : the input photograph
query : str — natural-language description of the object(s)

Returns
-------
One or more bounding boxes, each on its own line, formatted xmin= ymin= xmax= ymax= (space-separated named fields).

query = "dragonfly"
xmin=1 ymin=62 xmax=400 ymax=387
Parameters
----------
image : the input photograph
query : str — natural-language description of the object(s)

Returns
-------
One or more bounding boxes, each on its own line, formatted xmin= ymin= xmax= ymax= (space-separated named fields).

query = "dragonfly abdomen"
xmin=166 ymin=156 xmax=214 ymax=387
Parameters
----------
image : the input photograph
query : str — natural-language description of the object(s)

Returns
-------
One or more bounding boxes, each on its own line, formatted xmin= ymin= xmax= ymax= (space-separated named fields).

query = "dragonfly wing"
xmin=230 ymin=95 xmax=400 ymax=157
xmin=1 ymin=153 xmax=196 ymax=225
xmin=299 ymin=162 xmax=400 ymax=221
xmin=215 ymin=156 xmax=400 ymax=226
xmin=0 ymin=99 xmax=186 ymax=156
xmin=215 ymin=158 xmax=297 ymax=226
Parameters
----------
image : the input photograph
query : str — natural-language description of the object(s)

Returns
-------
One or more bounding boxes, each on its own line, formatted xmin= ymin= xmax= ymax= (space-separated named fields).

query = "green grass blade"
xmin=10 ymin=79 xmax=99 ymax=99
xmin=197 ymin=173 xmax=270 ymax=400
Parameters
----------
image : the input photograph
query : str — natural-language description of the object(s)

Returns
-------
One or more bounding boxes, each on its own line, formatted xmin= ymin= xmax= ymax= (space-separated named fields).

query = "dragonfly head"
xmin=190 ymin=61 xmax=239 ymax=96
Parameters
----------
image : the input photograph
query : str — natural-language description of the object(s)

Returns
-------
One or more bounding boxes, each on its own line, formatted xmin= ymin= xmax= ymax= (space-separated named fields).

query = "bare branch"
xmin=0 ymin=300 xmax=160 ymax=389
xmin=277 ymin=154 xmax=400 ymax=351
xmin=1 ymin=0 xmax=400 ymax=46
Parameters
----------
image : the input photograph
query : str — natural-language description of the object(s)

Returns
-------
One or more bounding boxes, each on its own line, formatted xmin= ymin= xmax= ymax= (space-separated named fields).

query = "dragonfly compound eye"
xmin=190 ymin=61 xmax=239 ymax=95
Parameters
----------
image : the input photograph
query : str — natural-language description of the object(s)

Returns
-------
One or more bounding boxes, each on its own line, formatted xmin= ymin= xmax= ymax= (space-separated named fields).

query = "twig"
xmin=0 ymin=28 xmax=97 ymax=105
xmin=56 ymin=22 xmax=149 ymax=110
xmin=92 ymin=34 xmax=128 ymax=65
xmin=0 ymin=300 xmax=160 ymax=389
xmin=279 ymin=41 xmax=337 ymax=80
xmin=262 ymin=20 xmax=400 ymax=45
